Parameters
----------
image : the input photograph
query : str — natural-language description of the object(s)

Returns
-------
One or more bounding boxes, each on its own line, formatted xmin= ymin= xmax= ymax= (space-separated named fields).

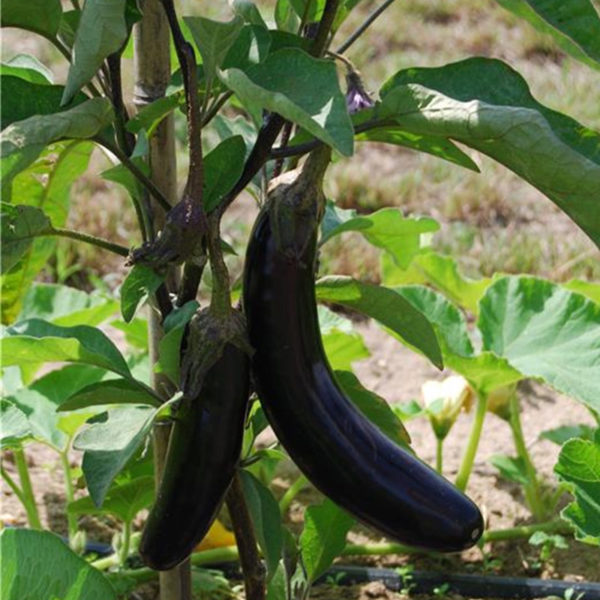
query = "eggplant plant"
xmin=1 ymin=1 xmax=600 ymax=600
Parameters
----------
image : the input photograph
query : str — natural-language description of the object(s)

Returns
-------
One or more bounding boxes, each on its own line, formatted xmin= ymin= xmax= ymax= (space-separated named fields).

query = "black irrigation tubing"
xmin=318 ymin=566 xmax=600 ymax=600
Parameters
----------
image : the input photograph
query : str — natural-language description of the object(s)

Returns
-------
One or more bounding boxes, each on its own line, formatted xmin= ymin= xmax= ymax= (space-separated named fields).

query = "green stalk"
xmin=279 ymin=474 xmax=308 ymax=514
xmin=455 ymin=391 xmax=488 ymax=491
xmin=508 ymin=394 xmax=546 ymax=520
xmin=1 ymin=465 xmax=27 ymax=506
xmin=14 ymin=448 xmax=42 ymax=530
xmin=483 ymin=519 xmax=570 ymax=543
xmin=49 ymin=227 xmax=129 ymax=256
xmin=119 ymin=520 xmax=132 ymax=566
xmin=435 ymin=438 xmax=444 ymax=474
xmin=60 ymin=451 xmax=78 ymax=544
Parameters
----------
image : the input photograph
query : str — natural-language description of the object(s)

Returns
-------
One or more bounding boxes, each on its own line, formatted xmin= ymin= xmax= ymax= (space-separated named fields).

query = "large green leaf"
xmin=315 ymin=276 xmax=443 ymax=369
xmin=320 ymin=204 xmax=439 ymax=268
xmin=1 ymin=142 xmax=94 ymax=324
xmin=299 ymin=498 xmax=354 ymax=583
xmin=1 ymin=204 xmax=52 ymax=273
xmin=379 ymin=58 xmax=600 ymax=247
xmin=495 ymin=0 xmax=600 ymax=70
xmin=555 ymin=432 xmax=600 ymax=545
xmin=1 ymin=98 xmax=112 ymax=183
xmin=0 ymin=77 xmax=87 ymax=130
xmin=0 ymin=400 xmax=31 ymax=449
xmin=74 ymin=405 xmax=157 ymax=506
xmin=356 ymin=126 xmax=479 ymax=171
xmin=240 ymin=469 xmax=282 ymax=580
xmin=0 ymin=54 xmax=54 ymax=85
xmin=68 ymin=476 xmax=155 ymax=523
xmin=184 ymin=15 xmax=244 ymax=82
xmin=335 ymin=370 xmax=410 ymax=447
xmin=0 ymin=528 xmax=117 ymax=600
xmin=62 ymin=0 xmax=128 ymax=103
xmin=59 ymin=378 xmax=159 ymax=411
xmin=480 ymin=276 xmax=600 ymax=412
xmin=17 ymin=283 xmax=118 ymax=327
xmin=5 ymin=364 xmax=105 ymax=451
xmin=203 ymin=136 xmax=246 ymax=211
xmin=2 ymin=319 xmax=132 ymax=379
xmin=220 ymin=48 xmax=353 ymax=156
xmin=0 ymin=0 xmax=62 ymax=39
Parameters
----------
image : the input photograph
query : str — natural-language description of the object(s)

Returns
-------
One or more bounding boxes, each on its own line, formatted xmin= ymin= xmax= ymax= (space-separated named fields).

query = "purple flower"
xmin=345 ymin=71 xmax=374 ymax=114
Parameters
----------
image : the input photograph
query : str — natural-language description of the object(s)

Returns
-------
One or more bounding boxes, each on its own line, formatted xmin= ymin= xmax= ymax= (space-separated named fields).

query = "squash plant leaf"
xmin=555 ymin=433 xmax=600 ymax=545
xmin=62 ymin=0 xmax=128 ymax=104
xmin=479 ymin=276 xmax=600 ymax=413
xmin=0 ymin=400 xmax=31 ymax=449
xmin=379 ymin=57 xmax=600 ymax=247
xmin=320 ymin=204 xmax=439 ymax=268
xmin=0 ymin=0 xmax=63 ymax=39
xmin=299 ymin=498 xmax=354 ymax=583
xmin=1 ymin=142 xmax=94 ymax=325
xmin=219 ymin=48 xmax=354 ymax=156
xmin=0 ymin=529 xmax=117 ymax=600
xmin=316 ymin=276 xmax=443 ymax=369
xmin=495 ymin=0 xmax=600 ymax=70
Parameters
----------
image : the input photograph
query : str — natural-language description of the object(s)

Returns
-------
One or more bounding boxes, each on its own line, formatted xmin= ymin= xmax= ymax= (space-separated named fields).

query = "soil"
xmin=2 ymin=322 xmax=598 ymax=600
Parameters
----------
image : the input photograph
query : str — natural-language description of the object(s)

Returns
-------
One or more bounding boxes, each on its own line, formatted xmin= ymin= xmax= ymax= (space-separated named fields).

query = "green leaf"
xmin=563 ymin=279 xmax=600 ymax=305
xmin=68 ymin=476 xmax=155 ymax=523
xmin=57 ymin=9 xmax=81 ymax=49
xmin=17 ymin=283 xmax=118 ymax=327
xmin=222 ymin=24 xmax=272 ymax=72
xmin=379 ymin=57 xmax=600 ymax=247
xmin=0 ymin=78 xmax=87 ymax=130
xmin=275 ymin=0 xmax=301 ymax=32
xmin=299 ymin=498 xmax=354 ymax=583
xmin=184 ymin=15 xmax=244 ymax=82
xmin=320 ymin=205 xmax=439 ymax=268
xmin=495 ymin=0 xmax=600 ymax=70
xmin=110 ymin=317 xmax=148 ymax=350
xmin=356 ymin=126 xmax=479 ymax=171
xmin=315 ymin=276 xmax=443 ymax=369
xmin=0 ymin=528 xmax=117 ymax=600
xmin=540 ymin=425 xmax=596 ymax=446
xmin=239 ymin=469 xmax=282 ymax=580
xmin=335 ymin=370 xmax=411 ymax=447
xmin=1 ymin=0 xmax=62 ymax=39
xmin=289 ymin=0 xmax=326 ymax=21
xmin=1 ymin=54 xmax=53 ymax=84
xmin=3 ymin=319 xmax=132 ymax=379
xmin=1 ymin=142 xmax=94 ymax=324
xmin=555 ymin=435 xmax=600 ymax=545
xmin=203 ymin=136 xmax=247 ymax=211
xmin=0 ymin=400 xmax=31 ymax=448
xmin=120 ymin=265 xmax=164 ymax=323
xmin=74 ymin=405 xmax=157 ymax=506
xmin=220 ymin=48 xmax=354 ymax=156
xmin=1 ymin=98 xmax=112 ymax=183
xmin=490 ymin=454 xmax=529 ymax=485
xmin=125 ymin=92 xmax=182 ymax=136
xmin=321 ymin=328 xmax=369 ymax=371
xmin=62 ymin=0 xmax=128 ymax=103
xmin=479 ymin=276 xmax=600 ymax=413
xmin=1 ymin=204 xmax=52 ymax=273
xmin=59 ymin=379 xmax=158 ymax=411
xmin=5 ymin=365 xmax=106 ymax=450
xmin=231 ymin=0 xmax=268 ymax=28
xmin=382 ymin=251 xmax=494 ymax=316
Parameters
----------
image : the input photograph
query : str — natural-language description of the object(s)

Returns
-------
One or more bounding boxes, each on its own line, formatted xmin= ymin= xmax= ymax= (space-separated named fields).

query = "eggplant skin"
xmin=243 ymin=208 xmax=484 ymax=552
xmin=139 ymin=343 xmax=249 ymax=571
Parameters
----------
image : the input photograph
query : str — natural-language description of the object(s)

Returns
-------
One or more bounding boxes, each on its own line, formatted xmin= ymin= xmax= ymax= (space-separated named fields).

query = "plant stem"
xmin=508 ymin=394 xmax=546 ymax=520
xmin=107 ymin=52 xmax=135 ymax=155
xmin=436 ymin=438 xmax=444 ymax=474
xmin=226 ymin=472 xmax=266 ymax=600
xmin=14 ymin=447 xmax=42 ymax=530
xmin=119 ymin=520 xmax=133 ymax=565
xmin=483 ymin=519 xmax=570 ymax=543
xmin=1 ymin=465 xmax=26 ymax=506
xmin=455 ymin=391 xmax=488 ymax=491
xmin=48 ymin=227 xmax=129 ymax=256
xmin=335 ymin=0 xmax=396 ymax=53
xmin=311 ymin=0 xmax=342 ymax=57
xmin=60 ymin=451 xmax=78 ymax=545
xmin=279 ymin=474 xmax=309 ymax=514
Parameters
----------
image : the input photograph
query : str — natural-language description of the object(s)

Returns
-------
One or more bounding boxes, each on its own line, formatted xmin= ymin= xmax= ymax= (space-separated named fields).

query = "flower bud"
xmin=345 ymin=71 xmax=374 ymax=114
xmin=421 ymin=375 xmax=474 ymax=439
